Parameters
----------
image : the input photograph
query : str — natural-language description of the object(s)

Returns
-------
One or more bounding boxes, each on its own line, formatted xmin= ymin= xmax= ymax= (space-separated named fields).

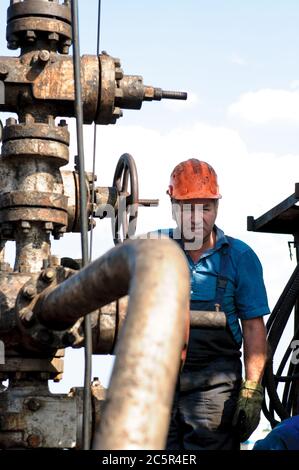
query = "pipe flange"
xmin=96 ymin=54 xmax=124 ymax=125
xmin=2 ymin=121 xmax=70 ymax=146
xmin=6 ymin=0 xmax=72 ymax=53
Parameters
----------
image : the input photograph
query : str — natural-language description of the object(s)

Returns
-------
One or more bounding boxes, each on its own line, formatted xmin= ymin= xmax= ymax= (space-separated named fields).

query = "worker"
xmin=158 ymin=159 xmax=269 ymax=450
xmin=253 ymin=416 xmax=299 ymax=450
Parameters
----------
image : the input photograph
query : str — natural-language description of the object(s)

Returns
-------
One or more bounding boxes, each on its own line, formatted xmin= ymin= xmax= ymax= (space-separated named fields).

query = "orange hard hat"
xmin=167 ymin=159 xmax=222 ymax=200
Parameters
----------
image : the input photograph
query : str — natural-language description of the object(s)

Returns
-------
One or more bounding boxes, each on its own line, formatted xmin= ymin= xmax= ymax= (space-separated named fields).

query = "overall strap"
xmin=214 ymin=243 xmax=230 ymax=310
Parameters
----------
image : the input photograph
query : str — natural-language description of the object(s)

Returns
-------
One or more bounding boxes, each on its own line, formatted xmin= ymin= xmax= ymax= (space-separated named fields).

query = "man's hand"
xmin=233 ymin=379 xmax=264 ymax=442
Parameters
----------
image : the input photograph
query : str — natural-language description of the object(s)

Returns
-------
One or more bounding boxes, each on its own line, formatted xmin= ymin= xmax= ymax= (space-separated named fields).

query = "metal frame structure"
xmin=248 ymin=183 xmax=299 ymax=424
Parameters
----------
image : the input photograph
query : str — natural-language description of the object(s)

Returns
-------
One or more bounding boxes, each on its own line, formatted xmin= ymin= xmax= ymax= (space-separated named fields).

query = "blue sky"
xmin=0 ymin=0 xmax=298 ymax=434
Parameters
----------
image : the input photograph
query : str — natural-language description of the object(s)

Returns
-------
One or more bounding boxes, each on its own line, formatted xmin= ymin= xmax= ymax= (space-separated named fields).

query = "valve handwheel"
xmin=112 ymin=153 xmax=139 ymax=245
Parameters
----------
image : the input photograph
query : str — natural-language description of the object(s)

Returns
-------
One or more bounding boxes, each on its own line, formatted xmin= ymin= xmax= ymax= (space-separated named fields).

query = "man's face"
xmin=172 ymin=198 xmax=218 ymax=248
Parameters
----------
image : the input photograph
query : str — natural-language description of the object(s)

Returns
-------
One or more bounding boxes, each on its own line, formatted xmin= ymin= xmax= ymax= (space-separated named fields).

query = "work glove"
xmin=232 ymin=379 xmax=264 ymax=442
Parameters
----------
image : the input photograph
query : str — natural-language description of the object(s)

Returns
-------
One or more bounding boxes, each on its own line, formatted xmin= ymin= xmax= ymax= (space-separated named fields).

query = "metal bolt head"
xmin=39 ymin=50 xmax=50 ymax=63
xmin=21 ymin=221 xmax=31 ymax=234
xmin=61 ymin=45 xmax=70 ymax=55
xmin=112 ymin=107 xmax=123 ymax=121
xmin=42 ymin=268 xmax=56 ymax=283
xmin=44 ymin=222 xmax=54 ymax=234
xmin=22 ymin=285 xmax=36 ymax=299
xmin=48 ymin=32 xmax=59 ymax=42
xmin=115 ymin=68 xmax=124 ymax=80
xmin=0 ymin=64 xmax=8 ymax=78
xmin=27 ymin=434 xmax=41 ymax=448
xmin=27 ymin=398 xmax=41 ymax=412
xmin=25 ymin=31 xmax=36 ymax=43
xmin=5 ymin=117 xmax=17 ymax=127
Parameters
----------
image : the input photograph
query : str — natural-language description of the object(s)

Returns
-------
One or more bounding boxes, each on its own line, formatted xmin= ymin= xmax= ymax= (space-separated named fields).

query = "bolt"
xmin=0 ymin=64 xmax=8 ymax=79
xmin=21 ymin=221 xmax=31 ymax=234
xmin=25 ymin=31 xmax=36 ymax=43
xmin=48 ymin=32 xmax=59 ymax=42
xmin=38 ymin=50 xmax=50 ymax=63
xmin=27 ymin=434 xmax=41 ymax=448
xmin=22 ymin=285 xmax=36 ymax=299
xmin=115 ymin=68 xmax=124 ymax=80
xmin=61 ymin=45 xmax=70 ymax=55
xmin=27 ymin=398 xmax=41 ymax=412
xmin=42 ymin=268 xmax=56 ymax=283
xmin=5 ymin=117 xmax=17 ymax=127
xmin=44 ymin=222 xmax=53 ymax=234
xmin=112 ymin=107 xmax=123 ymax=119
xmin=58 ymin=119 xmax=67 ymax=127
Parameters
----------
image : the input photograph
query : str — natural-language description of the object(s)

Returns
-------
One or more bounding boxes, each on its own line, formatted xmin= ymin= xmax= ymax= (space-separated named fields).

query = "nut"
xmin=27 ymin=434 xmax=41 ymax=448
xmin=42 ymin=268 xmax=56 ymax=283
xmin=115 ymin=68 xmax=124 ymax=80
xmin=39 ymin=50 xmax=50 ymax=63
xmin=5 ymin=117 xmax=17 ymax=127
xmin=25 ymin=31 xmax=36 ymax=43
xmin=0 ymin=64 xmax=8 ymax=79
xmin=27 ymin=398 xmax=41 ymax=412
xmin=48 ymin=32 xmax=59 ymax=42
xmin=22 ymin=285 xmax=36 ymax=299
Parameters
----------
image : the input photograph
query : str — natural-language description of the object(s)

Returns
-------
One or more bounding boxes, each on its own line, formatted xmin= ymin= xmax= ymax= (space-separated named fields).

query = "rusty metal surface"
xmin=61 ymin=170 xmax=91 ymax=232
xmin=7 ymin=0 xmax=72 ymax=53
xmin=0 ymin=51 xmax=186 ymax=124
xmin=0 ymin=272 xmax=32 ymax=342
xmin=2 ymin=121 xmax=70 ymax=145
xmin=14 ymin=225 xmax=51 ymax=274
xmin=0 ymin=379 xmax=84 ymax=449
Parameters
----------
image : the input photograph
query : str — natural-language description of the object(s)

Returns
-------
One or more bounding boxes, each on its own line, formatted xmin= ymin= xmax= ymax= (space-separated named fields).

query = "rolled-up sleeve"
xmin=235 ymin=248 xmax=270 ymax=320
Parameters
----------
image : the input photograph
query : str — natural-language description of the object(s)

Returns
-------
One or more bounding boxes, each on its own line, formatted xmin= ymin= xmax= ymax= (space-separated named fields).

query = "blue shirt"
xmin=156 ymin=226 xmax=270 ymax=345
xmin=253 ymin=416 xmax=299 ymax=450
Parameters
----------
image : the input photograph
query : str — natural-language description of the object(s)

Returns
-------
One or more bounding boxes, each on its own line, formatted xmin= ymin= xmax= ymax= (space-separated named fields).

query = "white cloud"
xmin=229 ymin=52 xmax=248 ymax=66
xmin=290 ymin=80 xmax=299 ymax=90
xmin=228 ymin=88 xmax=299 ymax=124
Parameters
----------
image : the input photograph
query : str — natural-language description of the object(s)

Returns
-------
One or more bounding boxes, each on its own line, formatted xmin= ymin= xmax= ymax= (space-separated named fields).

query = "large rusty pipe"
xmin=37 ymin=238 xmax=189 ymax=449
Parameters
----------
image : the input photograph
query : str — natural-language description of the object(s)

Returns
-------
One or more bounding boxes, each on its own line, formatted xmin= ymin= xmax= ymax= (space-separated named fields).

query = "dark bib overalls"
xmin=167 ymin=243 xmax=242 ymax=450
